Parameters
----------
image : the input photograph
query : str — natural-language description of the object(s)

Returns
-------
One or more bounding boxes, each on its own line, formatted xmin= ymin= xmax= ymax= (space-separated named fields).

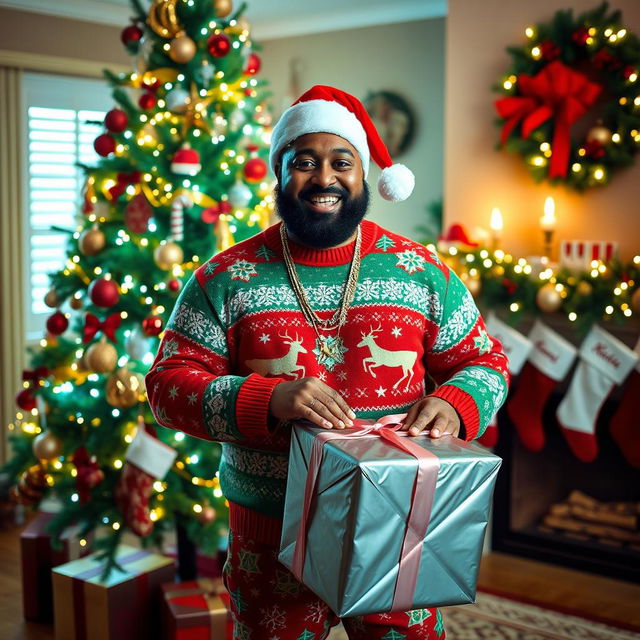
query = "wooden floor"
xmin=1 ymin=520 xmax=639 ymax=639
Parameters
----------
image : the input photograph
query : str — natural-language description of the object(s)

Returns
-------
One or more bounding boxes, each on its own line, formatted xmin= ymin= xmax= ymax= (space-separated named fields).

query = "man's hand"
xmin=269 ymin=378 xmax=355 ymax=430
xmin=402 ymin=396 xmax=460 ymax=438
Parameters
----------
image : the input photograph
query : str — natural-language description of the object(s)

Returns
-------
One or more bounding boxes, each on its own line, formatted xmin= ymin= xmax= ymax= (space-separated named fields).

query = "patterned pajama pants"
xmin=223 ymin=531 xmax=445 ymax=640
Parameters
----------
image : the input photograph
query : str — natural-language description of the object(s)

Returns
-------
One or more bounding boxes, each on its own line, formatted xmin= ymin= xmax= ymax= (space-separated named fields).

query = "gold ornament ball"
xmin=536 ymin=283 xmax=563 ymax=313
xmin=586 ymin=124 xmax=612 ymax=145
xmin=577 ymin=281 xmax=593 ymax=297
xmin=154 ymin=241 xmax=184 ymax=270
xmin=106 ymin=368 xmax=146 ymax=408
xmin=70 ymin=295 xmax=83 ymax=310
xmin=169 ymin=34 xmax=197 ymax=64
xmin=85 ymin=340 xmax=118 ymax=373
xmin=33 ymin=431 xmax=63 ymax=460
xmin=79 ymin=227 xmax=106 ymax=256
xmin=198 ymin=505 xmax=217 ymax=524
xmin=214 ymin=0 xmax=233 ymax=17
xmin=44 ymin=289 xmax=60 ymax=308
xmin=631 ymin=287 xmax=640 ymax=314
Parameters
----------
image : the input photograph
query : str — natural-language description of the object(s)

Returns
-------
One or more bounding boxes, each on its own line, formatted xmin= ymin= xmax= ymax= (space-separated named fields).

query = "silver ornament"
xmin=165 ymin=87 xmax=191 ymax=114
xmin=228 ymin=180 xmax=252 ymax=208
xmin=125 ymin=329 xmax=152 ymax=361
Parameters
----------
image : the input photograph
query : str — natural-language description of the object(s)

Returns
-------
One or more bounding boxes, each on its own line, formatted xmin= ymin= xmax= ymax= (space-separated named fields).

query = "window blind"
xmin=23 ymin=73 xmax=111 ymax=338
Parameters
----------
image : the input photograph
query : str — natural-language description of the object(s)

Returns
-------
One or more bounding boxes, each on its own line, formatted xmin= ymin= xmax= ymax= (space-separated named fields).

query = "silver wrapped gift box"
xmin=278 ymin=421 xmax=502 ymax=617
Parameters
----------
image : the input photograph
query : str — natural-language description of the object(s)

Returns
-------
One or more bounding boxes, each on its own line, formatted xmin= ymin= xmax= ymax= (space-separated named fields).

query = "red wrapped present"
xmin=52 ymin=544 xmax=175 ymax=640
xmin=20 ymin=511 xmax=92 ymax=622
xmin=162 ymin=577 xmax=233 ymax=640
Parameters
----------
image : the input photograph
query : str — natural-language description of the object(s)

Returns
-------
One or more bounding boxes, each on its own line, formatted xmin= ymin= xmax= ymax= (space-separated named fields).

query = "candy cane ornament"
xmin=170 ymin=194 xmax=192 ymax=241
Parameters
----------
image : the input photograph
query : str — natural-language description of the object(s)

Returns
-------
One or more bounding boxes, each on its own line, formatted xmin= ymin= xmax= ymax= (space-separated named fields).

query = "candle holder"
xmin=542 ymin=229 xmax=554 ymax=260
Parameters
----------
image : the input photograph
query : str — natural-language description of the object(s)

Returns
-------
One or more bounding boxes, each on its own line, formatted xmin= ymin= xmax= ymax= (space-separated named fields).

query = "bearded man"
xmin=147 ymin=85 xmax=509 ymax=639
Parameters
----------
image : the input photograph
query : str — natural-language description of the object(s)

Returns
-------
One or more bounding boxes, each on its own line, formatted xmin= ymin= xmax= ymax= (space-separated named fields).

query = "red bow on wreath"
xmin=83 ymin=312 xmax=121 ymax=343
xmin=495 ymin=60 xmax=602 ymax=178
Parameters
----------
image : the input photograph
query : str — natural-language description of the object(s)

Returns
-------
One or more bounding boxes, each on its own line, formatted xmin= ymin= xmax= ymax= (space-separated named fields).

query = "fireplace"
xmin=490 ymin=322 xmax=640 ymax=584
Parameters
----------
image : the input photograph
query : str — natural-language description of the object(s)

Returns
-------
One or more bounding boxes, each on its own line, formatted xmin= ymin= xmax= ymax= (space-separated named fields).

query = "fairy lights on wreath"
xmin=494 ymin=3 xmax=640 ymax=190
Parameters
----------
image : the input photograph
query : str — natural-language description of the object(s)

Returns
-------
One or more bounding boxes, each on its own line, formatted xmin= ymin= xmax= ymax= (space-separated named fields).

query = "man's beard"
xmin=275 ymin=182 xmax=370 ymax=249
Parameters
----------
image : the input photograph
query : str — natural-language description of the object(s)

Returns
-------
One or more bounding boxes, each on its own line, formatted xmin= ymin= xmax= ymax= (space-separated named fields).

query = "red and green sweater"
xmin=146 ymin=220 xmax=509 ymax=545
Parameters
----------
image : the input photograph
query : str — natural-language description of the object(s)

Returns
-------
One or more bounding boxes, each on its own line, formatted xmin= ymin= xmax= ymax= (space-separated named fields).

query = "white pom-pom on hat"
xmin=269 ymin=85 xmax=415 ymax=202
xmin=378 ymin=164 xmax=415 ymax=202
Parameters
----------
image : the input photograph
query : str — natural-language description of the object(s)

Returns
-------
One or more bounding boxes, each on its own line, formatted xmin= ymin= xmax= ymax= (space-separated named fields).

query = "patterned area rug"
xmin=327 ymin=592 xmax=640 ymax=639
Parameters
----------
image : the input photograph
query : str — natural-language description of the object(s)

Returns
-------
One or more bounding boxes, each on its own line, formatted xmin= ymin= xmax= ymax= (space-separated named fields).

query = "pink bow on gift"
xmin=292 ymin=414 xmax=441 ymax=612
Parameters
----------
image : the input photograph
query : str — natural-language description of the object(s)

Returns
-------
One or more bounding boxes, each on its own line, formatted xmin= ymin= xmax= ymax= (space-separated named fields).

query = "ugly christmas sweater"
xmin=146 ymin=220 xmax=509 ymax=545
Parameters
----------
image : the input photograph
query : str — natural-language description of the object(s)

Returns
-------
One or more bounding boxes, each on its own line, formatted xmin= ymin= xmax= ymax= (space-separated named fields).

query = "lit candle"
xmin=489 ymin=207 xmax=503 ymax=251
xmin=540 ymin=196 xmax=556 ymax=259
xmin=540 ymin=196 xmax=556 ymax=232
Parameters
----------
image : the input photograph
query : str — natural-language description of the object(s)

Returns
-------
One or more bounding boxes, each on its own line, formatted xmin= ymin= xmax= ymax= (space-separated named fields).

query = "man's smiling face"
xmin=275 ymin=132 xmax=370 ymax=248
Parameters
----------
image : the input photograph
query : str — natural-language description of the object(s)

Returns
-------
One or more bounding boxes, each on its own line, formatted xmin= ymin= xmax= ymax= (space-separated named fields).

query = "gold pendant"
xmin=320 ymin=340 xmax=334 ymax=358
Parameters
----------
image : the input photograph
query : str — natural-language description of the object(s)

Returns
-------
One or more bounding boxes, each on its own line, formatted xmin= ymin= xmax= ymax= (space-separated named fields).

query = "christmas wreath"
xmin=494 ymin=3 xmax=640 ymax=190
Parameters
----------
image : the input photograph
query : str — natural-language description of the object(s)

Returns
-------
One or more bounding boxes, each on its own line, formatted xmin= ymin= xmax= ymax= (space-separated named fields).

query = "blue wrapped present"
xmin=278 ymin=418 xmax=501 ymax=617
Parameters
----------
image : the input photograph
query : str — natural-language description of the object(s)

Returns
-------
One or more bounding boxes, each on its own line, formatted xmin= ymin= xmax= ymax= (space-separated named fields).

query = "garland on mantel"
xmin=431 ymin=244 xmax=640 ymax=334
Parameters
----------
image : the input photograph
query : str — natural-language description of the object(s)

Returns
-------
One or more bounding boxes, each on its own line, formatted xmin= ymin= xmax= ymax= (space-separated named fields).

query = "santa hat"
xmin=269 ymin=85 xmax=415 ymax=202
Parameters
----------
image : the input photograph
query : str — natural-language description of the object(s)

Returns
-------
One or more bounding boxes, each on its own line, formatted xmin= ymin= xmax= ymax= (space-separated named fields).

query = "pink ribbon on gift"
xmin=291 ymin=414 xmax=441 ymax=612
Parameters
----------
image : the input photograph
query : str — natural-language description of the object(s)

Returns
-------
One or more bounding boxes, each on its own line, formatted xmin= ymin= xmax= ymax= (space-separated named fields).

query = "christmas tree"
xmin=2 ymin=0 xmax=273 ymax=572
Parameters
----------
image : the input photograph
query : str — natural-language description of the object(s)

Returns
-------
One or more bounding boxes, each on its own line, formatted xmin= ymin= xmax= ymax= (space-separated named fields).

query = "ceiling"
xmin=0 ymin=0 xmax=446 ymax=39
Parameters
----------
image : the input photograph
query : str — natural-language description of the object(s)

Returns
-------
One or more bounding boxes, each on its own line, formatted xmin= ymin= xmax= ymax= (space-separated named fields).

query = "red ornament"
xmin=94 ymin=133 xmax=116 ymax=157
xmin=124 ymin=193 xmax=152 ymax=233
xmin=142 ymin=315 xmax=163 ymax=336
xmin=583 ymin=140 xmax=606 ymax=159
xmin=16 ymin=389 xmax=37 ymax=412
xmin=244 ymin=52 xmax=261 ymax=75
xmin=243 ymin=157 xmax=268 ymax=182
xmin=46 ymin=311 xmax=69 ymax=336
xmin=207 ymin=33 xmax=231 ymax=58
xmin=622 ymin=65 xmax=637 ymax=80
xmin=571 ymin=26 xmax=590 ymax=46
xmin=138 ymin=92 xmax=157 ymax=111
xmin=89 ymin=278 xmax=120 ymax=308
xmin=121 ymin=24 xmax=143 ymax=47
xmin=168 ymin=279 xmax=181 ymax=292
xmin=104 ymin=109 xmax=128 ymax=133
xmin=540 ymin=40 xmax=560 ymax=61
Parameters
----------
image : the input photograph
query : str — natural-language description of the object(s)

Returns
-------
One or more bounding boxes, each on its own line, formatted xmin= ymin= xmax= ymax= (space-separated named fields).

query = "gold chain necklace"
xmin=280 ymin=223 xmax=362 ymax=358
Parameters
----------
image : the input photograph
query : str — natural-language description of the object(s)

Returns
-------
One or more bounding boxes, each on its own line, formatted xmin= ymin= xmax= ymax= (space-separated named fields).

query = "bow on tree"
xmin=201 ymin=200 xmax=232 ymax=224
xmin=22 ymin=366 xmax=50 ymax=387
xmin=72 ymin=446 xmax=104 ymax=504
xmin=108 ymin=171 xmax=142 ymax=201
xmin=83 ymin=313 xmax=121 ymax=343
xmin=495 ymin=60 xmax=601 ymax=178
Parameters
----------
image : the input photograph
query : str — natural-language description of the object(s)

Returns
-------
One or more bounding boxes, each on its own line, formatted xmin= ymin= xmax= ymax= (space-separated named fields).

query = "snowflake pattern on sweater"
xmin=146 ymin=220 xmax=509 ymax=522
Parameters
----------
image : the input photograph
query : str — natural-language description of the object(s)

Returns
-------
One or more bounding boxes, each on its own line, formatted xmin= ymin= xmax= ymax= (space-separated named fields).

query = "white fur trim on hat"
xmin=378 ymin=164 xmax=415 ymax=202
xmin=269 ymin=99 xmax=370 ymax=176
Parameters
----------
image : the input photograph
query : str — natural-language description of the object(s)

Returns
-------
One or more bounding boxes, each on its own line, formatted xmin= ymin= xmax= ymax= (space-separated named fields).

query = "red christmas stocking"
xmin=115 ymin=422 xmax=177 ymax=537
xmin=610 ymin=340 xmax=640 ymax=468
xmin=478 ymin=314 xmax=532 ymax=448
xmin=506 ymin=321 xmax=576 ymax=452
xmin=557 ymin=327 xmax=638 ymax=463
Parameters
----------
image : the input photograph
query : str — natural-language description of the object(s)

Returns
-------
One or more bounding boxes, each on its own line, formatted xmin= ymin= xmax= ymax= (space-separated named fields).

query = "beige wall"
xmin=444 ymin=0 xmax=640 ymax=261
xmin=0 ymin=7 xmax=129 ymax=68
xmin=260 ymin=19 xmax=445 ymax=240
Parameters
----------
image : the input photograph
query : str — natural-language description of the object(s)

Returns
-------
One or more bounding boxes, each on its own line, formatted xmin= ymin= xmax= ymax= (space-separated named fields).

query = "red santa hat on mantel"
xmin=269 ymin=85 xmax=415 ymax=202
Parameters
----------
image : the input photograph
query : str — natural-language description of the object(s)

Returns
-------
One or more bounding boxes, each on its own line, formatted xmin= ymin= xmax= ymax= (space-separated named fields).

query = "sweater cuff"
xmin=429 ymin=384 xmax=480 ymax=441
xmin=236 ymin=374 xmax=285 ymax=439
